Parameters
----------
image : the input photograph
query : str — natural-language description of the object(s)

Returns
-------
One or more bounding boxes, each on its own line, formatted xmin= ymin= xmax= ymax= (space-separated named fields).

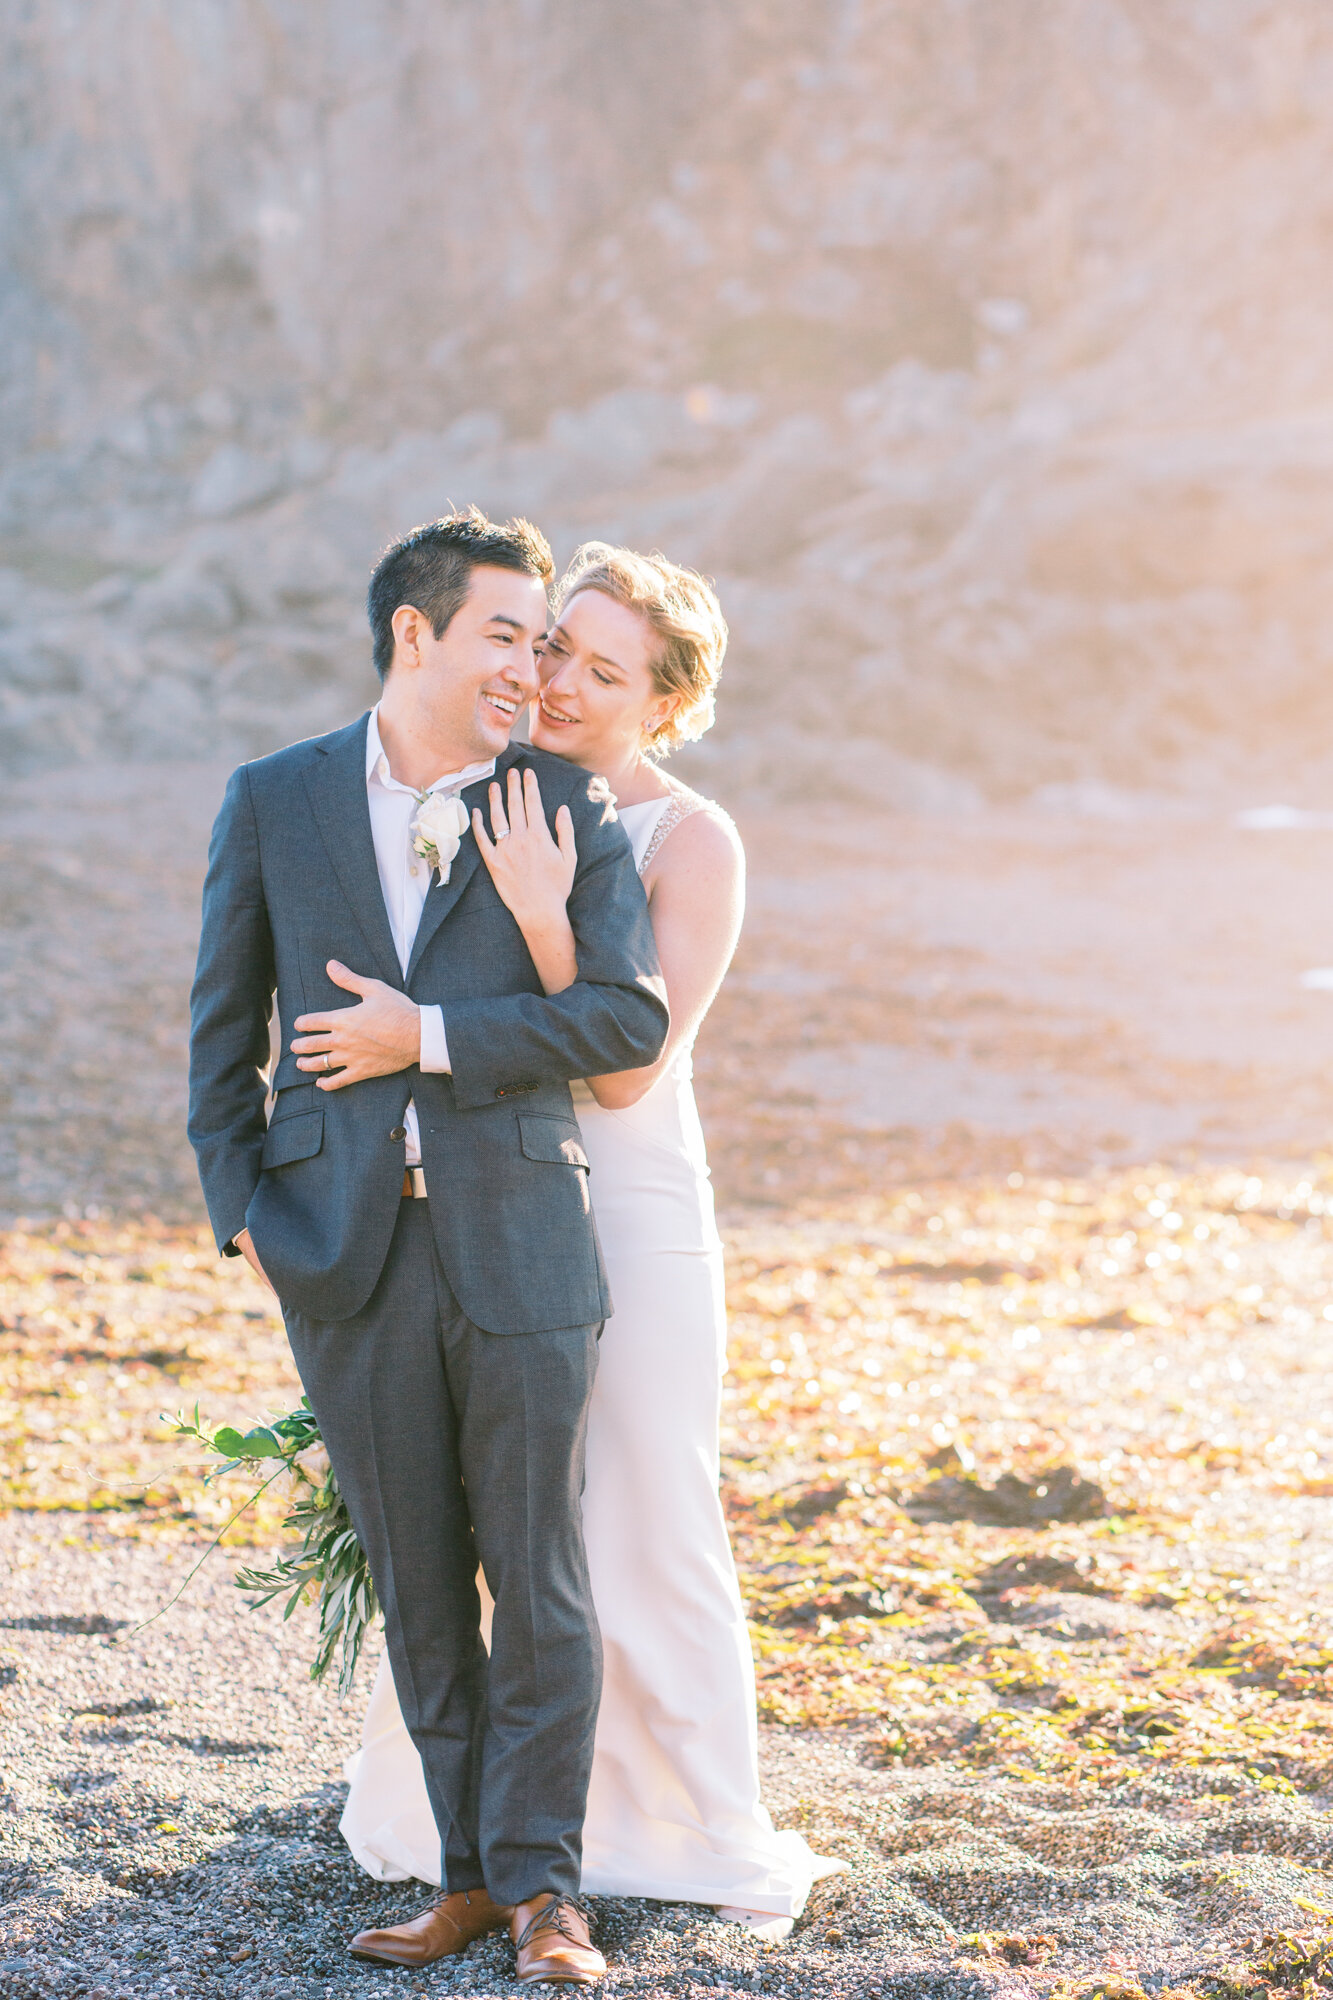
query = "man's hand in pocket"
xmin=233 ymin=1228 xmax=275 ymax=1295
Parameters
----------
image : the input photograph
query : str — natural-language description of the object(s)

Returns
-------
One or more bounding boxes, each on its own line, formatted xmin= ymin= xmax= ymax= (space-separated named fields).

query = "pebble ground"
xmin=4 ymin=1518 xmax=1332 ymax=2000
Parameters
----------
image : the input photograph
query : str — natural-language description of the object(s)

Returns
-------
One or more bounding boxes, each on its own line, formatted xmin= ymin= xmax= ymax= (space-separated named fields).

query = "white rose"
xmin=411 ymin=793 xmax=470 ymax=881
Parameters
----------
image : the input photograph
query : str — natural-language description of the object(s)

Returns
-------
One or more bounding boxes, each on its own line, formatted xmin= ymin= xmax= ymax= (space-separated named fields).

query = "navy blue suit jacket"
xmin=187 ymin=714 xmax=669 ymax=1330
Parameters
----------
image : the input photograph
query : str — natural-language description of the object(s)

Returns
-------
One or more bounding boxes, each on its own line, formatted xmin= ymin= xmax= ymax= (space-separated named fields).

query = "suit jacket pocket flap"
xmin=518 ymin=1116 xmax=589 ymax=1170
xmin=262 ymin=1109 xmax=325 ymax=1169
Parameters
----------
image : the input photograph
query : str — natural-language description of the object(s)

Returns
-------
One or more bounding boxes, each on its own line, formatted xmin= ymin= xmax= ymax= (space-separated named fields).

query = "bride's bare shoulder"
xmin=641 ymin=775 xmax=744 ymax=879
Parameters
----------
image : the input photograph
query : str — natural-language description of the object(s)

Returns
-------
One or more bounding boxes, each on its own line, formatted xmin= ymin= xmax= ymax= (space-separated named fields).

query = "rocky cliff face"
xmin=5 ymin=2 xmax=1333 ymax=801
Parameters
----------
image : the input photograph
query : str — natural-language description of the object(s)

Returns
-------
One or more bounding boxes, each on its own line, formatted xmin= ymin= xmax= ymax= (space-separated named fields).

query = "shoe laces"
xmin=401 ymin=1887 xmax=477 ymax=1923
xmin=515 ymin=1894 xmax=593 ymax=1951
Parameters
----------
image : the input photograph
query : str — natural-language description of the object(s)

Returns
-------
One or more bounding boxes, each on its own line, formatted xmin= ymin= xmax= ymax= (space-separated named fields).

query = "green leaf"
xmin=220 ymin=1442 xmax=379 ymax=1690
xmin=238 ymin=1426 xmax=285 ymax=1458
xmin=272 ymin=1410 xmax=322 ymax=1443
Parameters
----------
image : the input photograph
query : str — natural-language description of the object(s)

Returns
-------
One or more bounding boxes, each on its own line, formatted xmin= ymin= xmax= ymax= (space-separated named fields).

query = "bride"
xmin=340 ymin=542 xmax=838 ymax=1936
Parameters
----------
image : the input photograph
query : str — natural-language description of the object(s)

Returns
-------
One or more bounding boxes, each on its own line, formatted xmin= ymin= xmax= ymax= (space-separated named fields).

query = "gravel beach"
xmin=4 ymin=1181 xmax=1333 ymax=2000
xmin=3 ymin=1513 xmax=1333 ymax=2000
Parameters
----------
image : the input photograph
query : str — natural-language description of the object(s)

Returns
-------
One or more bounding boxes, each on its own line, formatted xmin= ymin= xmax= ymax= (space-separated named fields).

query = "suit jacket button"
xmin=389 ymin=1125 xmax=406 ymax=1141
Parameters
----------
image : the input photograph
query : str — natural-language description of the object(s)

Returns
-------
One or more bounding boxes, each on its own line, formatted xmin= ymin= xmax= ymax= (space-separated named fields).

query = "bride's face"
xmin=530 ymin=589 xmax=674 ymax=766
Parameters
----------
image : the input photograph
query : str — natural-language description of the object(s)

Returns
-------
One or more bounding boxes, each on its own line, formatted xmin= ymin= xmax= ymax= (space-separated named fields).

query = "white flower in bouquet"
xmin=411 ymin=792 xmax=470 ymax=883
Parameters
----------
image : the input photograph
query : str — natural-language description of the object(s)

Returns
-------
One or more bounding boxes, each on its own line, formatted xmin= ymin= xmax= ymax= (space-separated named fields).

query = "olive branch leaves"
xmin=156 ymin=1399 xmax=378 ymax=1696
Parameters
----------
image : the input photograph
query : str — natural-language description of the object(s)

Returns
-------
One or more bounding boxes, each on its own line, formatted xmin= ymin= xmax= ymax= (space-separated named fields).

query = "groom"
xmin=188 ymin=508 xmax=668 ymax=1985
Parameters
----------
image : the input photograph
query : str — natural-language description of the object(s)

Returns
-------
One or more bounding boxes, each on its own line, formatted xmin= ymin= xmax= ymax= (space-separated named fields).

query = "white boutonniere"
xmin=411 ymin=792 xmax=470 ymax=883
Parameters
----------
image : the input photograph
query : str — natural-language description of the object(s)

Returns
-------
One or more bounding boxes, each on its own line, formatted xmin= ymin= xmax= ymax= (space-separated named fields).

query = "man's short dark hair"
xmin=367 ymin=506 xmax=554 ymax=680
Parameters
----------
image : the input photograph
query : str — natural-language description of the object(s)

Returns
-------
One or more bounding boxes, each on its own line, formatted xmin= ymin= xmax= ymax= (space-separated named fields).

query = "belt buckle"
xmin=403 ymin=1166 xmax=428 ymax=1199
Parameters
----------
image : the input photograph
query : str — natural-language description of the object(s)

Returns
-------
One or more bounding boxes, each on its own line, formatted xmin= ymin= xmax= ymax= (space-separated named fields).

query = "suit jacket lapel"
xmin=303 ymin=715 xmax=404 ymax=989
xmin=405 ymin=747 xmax=519 ymax=986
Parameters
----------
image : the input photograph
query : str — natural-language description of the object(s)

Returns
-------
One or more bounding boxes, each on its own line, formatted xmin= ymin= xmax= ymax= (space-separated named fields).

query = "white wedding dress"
xmin=340 ymin=791 xmax=840 ymax=1920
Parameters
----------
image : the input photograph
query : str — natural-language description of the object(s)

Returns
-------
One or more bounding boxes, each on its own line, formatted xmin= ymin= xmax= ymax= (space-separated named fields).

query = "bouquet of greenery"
xmin=165 ymin=1399 xmax=377 ymax=1695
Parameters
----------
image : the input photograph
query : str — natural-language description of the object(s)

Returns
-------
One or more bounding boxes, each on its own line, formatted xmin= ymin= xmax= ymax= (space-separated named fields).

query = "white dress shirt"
xmin=365 ymin=706 xmax=495 ymax=1165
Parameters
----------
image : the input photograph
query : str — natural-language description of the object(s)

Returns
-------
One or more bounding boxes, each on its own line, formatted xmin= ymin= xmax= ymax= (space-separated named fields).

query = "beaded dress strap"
xmin=637 ymin=789 xmax=733 ymax=877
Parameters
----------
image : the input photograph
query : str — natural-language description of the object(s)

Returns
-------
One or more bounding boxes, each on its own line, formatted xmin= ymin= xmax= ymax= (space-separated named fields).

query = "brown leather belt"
xmin=402 ymin=1166 xmax=428 ymax=1199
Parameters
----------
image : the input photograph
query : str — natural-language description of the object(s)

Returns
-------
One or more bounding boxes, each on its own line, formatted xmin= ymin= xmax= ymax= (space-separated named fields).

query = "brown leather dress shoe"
xmin=510 ymin=1895 xmax=606 ymax=1986
xmin=349 ymin=1886 xmax=513 ymax=1965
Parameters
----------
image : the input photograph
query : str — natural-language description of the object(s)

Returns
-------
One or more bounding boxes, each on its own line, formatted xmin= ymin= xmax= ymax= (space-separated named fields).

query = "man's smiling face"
xmin=398 ymin=565 xmax=550 ymax=762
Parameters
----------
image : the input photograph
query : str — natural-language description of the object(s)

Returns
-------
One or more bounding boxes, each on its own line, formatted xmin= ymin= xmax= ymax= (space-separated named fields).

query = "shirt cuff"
xmin=417 ymin=1004 xmax=451 ymax=1074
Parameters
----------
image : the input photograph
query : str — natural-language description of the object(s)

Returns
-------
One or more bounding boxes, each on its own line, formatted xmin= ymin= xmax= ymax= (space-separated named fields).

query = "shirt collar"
xmin=365 ymin=706 xmax=496 ymax=798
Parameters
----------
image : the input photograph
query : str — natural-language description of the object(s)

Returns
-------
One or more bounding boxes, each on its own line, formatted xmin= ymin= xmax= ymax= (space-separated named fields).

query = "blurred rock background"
xmin=7 ymin=0 xmax=1333 ymax=807
xmin=10 ymin=1 xmax=1333 ymax=1224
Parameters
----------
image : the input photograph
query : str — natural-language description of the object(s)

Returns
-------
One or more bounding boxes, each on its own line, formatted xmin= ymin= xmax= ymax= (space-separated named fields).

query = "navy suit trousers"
xmin=285 ymin=1199 xmax=602 ymax=1903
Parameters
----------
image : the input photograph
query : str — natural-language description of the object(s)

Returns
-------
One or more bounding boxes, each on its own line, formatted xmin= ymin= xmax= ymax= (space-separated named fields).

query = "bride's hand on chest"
xmin=472 ymin=766 xmax=578 ymax=929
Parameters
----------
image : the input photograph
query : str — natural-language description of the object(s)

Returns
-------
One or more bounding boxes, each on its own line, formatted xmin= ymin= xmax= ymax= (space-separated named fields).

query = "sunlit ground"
xmin=7 ymin=1161 xmax=1333 ymax=1993
xmin=6 ymin=1157 xmax=1333 ymax=1786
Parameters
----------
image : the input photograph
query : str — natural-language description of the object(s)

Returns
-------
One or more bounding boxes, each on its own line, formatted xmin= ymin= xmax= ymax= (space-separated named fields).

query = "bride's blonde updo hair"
xmin=554 ymin=542 xmax=727 ymax=759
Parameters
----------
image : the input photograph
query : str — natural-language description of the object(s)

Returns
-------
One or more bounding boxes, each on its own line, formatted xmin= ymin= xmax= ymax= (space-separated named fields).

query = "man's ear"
xmin=390 ymin=603 xmax=427 ymax=671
